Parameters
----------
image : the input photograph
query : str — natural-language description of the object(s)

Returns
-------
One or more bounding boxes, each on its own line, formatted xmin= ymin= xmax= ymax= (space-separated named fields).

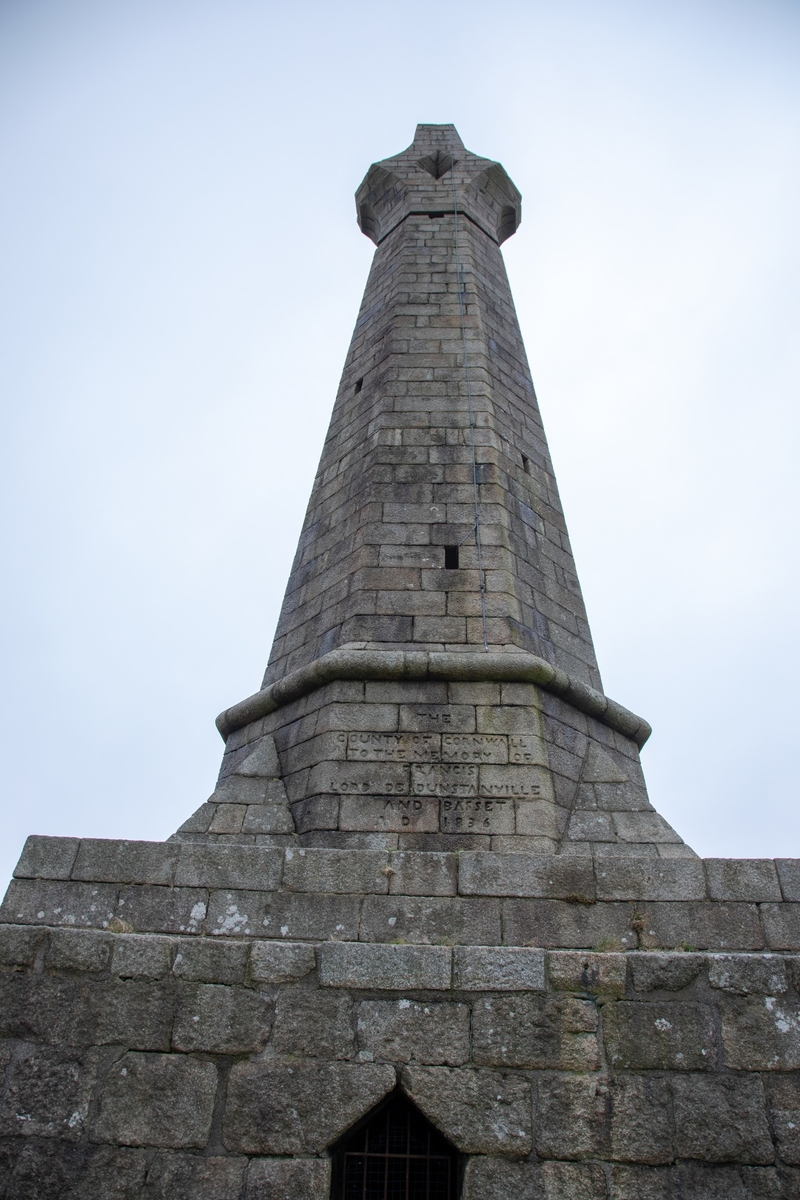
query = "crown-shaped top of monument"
xmin=356 ymin=123 xmax=521 ymax=246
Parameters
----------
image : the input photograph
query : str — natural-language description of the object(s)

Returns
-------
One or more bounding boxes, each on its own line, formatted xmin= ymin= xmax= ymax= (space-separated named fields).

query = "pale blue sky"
xmin=1 ymin=0 xmax=799 ymax=886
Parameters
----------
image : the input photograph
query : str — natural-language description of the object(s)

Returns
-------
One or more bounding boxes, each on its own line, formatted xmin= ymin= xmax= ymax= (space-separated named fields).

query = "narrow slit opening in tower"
xmin=521 ymin=453 xmax=531 ymax=475
xmin=444 ymin=545 xmax=459 ymax=569
xmin=427 ymin=211 xmax=447 ymax=219
xmin=330 ymin=1088 xmax=461 ymax=1200
xmin=354 ymin=378 xmax=363 ymax=394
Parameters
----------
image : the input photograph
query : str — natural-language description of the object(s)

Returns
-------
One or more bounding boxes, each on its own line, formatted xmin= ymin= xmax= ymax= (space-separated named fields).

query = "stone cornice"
xmin=215 ymin=648 xmax=652 ymax=747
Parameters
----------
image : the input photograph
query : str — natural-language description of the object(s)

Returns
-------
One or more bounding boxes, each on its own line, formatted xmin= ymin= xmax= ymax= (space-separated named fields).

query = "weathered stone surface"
xmin=111 ymin=933 xmax=174 ymax=979
xmin=171 ymin=938 xmax=250 ymax=983
xmin=604 ymin=1001 xmax=716 ymax=1069
xmin=458 ymin=851 xmax=594 ymax=898
xmin=272 ymin=990 xmax=355 ymax=1059
xmin=643 ymin=902 xmax=764 ymax=950
xmin=628 ymin=950 xmax=705 ymax=992
xmin=175 ymin=844 xmax=282 ymax=890
xmin=539 ymin=1160 xmax=609 ymax=1199
xmin=454 ymin=945 xmax=546 ymax=991
xmin=502 ymin=898 xmax=638 ymax=950
xmin=608 ymin=1074 xmax=673 ymax=1163
xmin=75 ymin=980 xmax=174 ymax=1049
xmin=595 ymin=858 xmax=705 ymax=900
xmin=721 ymin=994 xmax=800 ymax=1069
xmin=357 ymin=999 xmax=470 ymax=1064
xmin=0 ymin=878 xmax=118 ymax=928
xmin=116 ymin=886 xmax=207 ymax=935
xmin=672 ymin=1074 xmax=774 ymax=1163
xmin=250 ymin=939 xmax=316 ymax=982
xmin=172 ymin=983 xmax=272 ymax=1053
xmin=548 ymin=950 xmax=627 ymax=997
xmin=763 ymin=905 xmax=800 ymax=951
xmin=261 ymin=891 xmax=361 ymax=941
xmin=402 ymin=1065 xmax=532 ymax=1154
xmin=245 ymin=1157 xmax=331 ymax=1200
xmin=0 ymin=973 xmax=83 ymax=1044
xmin=46 ymin=927 xmax=112 ymax=972
xmin=14 ymin=834 xmax=80 ymax=880
xmin=223 ymin=1062 xmax=395 ymax=1153
xmin=709 ymin=953 xmax=788 ymax=995
xmin=319 ymin=942 xmax=451 ymax=990
xmin=0 ymin=1046 xmax=97 ymax=1140
xmin=144 ymin=1153 xmax=247 ymax=1200
xmin=766 ymin=1077 xmax=800 ymax=1165
xmin=360 ymin=895 xmax=501 ymax=944
xmin=72 ymin=839 xmax=179 ymax=885
xmin=461 ymin=1158 xmax=540 ymax=1200
xmin=705 ymin=859 xmax=782 ymax=902
xmin=389 ymin=851 xmax=457 ymax=895
xmin=282 ymin=846 xmax=388 ymax=893
xmin=92 ymin=1052 xmax=217 ymax=1148
xmin=534 ymin=1071 xmax=606 ymax=1159
xmin=472 ymin=994 xmax=599 ymax=1069
xmin=0 ymin=922 xmax=45 ymax=967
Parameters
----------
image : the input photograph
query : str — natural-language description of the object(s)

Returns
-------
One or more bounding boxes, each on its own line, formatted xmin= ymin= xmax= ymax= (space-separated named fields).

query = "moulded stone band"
xmin=215 ymin=648 xmax=652 ymax=748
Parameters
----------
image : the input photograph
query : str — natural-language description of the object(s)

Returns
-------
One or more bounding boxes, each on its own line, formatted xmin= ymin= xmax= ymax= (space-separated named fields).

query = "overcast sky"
xmin=1 ymin=0 xmax=799 ymax=888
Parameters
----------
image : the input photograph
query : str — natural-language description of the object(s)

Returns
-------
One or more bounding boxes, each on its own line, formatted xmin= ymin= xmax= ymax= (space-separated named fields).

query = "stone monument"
xmin=2 ymin=124 xmax=800 ymax=1200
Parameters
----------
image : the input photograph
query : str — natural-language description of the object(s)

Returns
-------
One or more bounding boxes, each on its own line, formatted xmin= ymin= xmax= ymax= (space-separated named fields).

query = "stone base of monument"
xmin=3 ymin=835 xmax=800 ymax=1197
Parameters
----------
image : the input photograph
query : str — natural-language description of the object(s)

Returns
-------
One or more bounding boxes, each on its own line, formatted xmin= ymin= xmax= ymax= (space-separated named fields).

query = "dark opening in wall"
xmin=427 ymin=212 xmax=447 ymax=219
xmin=521 ymin=453 xmax=531 ymax=475
xmin=354 ymin=378 xmax=363 ymax=394
xmin=444 ymin=545 xmax=459 ymax=569
xmin=330 ymin=1089 xmax=461 ymax=1200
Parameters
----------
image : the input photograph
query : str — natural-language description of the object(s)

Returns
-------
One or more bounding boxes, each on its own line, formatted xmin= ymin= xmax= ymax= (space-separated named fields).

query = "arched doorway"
xmin=330 ymin=1088 xmax=461 ymax=1199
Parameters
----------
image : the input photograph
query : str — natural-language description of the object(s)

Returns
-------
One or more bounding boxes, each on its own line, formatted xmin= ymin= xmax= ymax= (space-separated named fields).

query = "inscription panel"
xmin=441 ymin=734 xmax=507 ymax=764
xmin=308 ymin=761 xmax=410 ymax=796
xmin=508 ymin=735 xmax=548 ymax=766
xmin=440 ymin=798 xmax=514 ymax=834
xmin=346 ymin=732 xmax=440 ymax=762
xmin=479 ymin=765 xmax=554 ymax=801
xmin=411 ymin=764 xmax=479 ymax=797
xmin=339 ymin=796 xmax=439 ymax=833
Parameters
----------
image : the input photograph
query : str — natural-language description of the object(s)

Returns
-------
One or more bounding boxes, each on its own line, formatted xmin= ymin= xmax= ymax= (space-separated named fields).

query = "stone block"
xmin=46 ymin=928 xmax=112 ymax=972
xmin=388 ymin=851 xmax=457 ymax=895
xmin=319 ymin=942 xmax=452 ymax=990
xmin=458 ymin=851 xmax=595 ymax=898
xmin=607 ymin=1165 xmax=677 ymax=1200
xmin=766 ymin=1077 xmax=800 ymax=1165
xmin=402 ymin=1065 xmax=532 ymax=1155
xmin=360 ymin=895 xmax=501 ymax=945
xmin=260 ymin=892 xmax=361 ymax=941
xmin=539 ymin=1161 xmax=608 ymax=1199
xmin=242 ymin=802 xmax=295 ymax=835
xmin=116 ymin=886 xmax=207 ymax=935
xmin=595 ymin=858 xmax=706 ymax=901
xmin=568 ymin=810 xmax=615 ymax=841
xmin=776 ymin=861 xmax=800 ymax=901
xmin=112 ymin=934 xmax=175 ymax=979
xmin=627 ymin=951 xmax=705 ymax=992
xmin=208 ymin=804 xmax=246 ymax=833
xmin=608 ymin=1074 xmax=673 ymax=1163
xmin=173 ymin=982 xmax=272 ymax=1053
xmin=502 ymin=898 xmax=638 ymax=951
xmin=453 ymin=946 xmax=546 ymax=991
xmin=0 ymin=1045 xmax=97 ymax=1141
xmin=604 ymin=1001 xmax=716 ymax=1069
xmin=461 ymin=1158 xmax=540 ymax=1200
xmin=644 ymin=902 xmax=764 ymax=950
xmin=71 ymin=839 xmax=178 ymax=885
xmin=357 ymin=999 xmax=470 ymax=1064
xmin=0 ymin=973 xmax=83 ymax=1044
xmin=672 ymin=1074 xmax=774 ymax=1163
xmin=720 ymin=994 xmax=800 ymax=1069
xmin=245 ymin=1157 xmax=331 ymax=1200
xmin=272 ymin=990 xmax=355 ymax=1059
xmin=0 ymin=922 xmax=45 ymax=967
xmin=171 ymin=937 xmax=250 ymax=983
xmin=282 ymin=846 xmax=388 ymax=893
xmin=547 ymin=950 xmax=627 ymax=997
xmin=472 ymin=994 xmax=599 ymax=1069
xmin=92 ymin=1052 xmax=217 ymax=1148
xmin=13 ymin=834 xmax=80 ymax=880
xmin=763 ymin=905 xmax=800 ymax=951
xmin=250 ymin=940 xmax=316 ymax=982
xmin=705 ymin=859 xmax=782 ymax=902
xmin=174 ymin=844 xmax=282 ymax=890
xmin=400 ymin=703 xmax=476 ymax=732
xmin=223 ymin=1062 xmax=395 ymax=1154
xmin=708 ymin=953 xmax=788 ymax=995
xmin=534 ymin=1071 xmax=605 ymax=1159
xmin=475 ymin=705 xmax=543 ymax=735
xmin=74 ymin=980 xmax=174 ymax=1050
xmin=0 ymin=878 xmax=118 ymax=928
xmin=144 ymin=1153 xmax=247 ymax=1200
xmin=308 ymin=760 xmax=409 ymax=796
xmin=339 ymin=794 xmax=439 ymax=833
xmin=612 ymin=812 xmax=682 ymax=843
